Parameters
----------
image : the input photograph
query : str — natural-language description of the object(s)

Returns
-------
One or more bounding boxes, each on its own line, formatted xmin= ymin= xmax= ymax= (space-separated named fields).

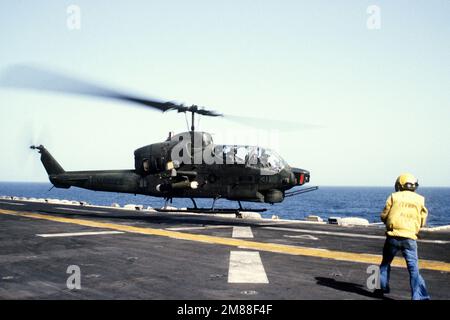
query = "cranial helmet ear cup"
xmin=395 ymin=177 xmax=402 ymax=192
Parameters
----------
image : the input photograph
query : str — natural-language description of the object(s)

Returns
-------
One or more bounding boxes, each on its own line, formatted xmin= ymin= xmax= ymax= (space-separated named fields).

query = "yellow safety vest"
xmin=381 ymin=191 xmax=428 ymax=240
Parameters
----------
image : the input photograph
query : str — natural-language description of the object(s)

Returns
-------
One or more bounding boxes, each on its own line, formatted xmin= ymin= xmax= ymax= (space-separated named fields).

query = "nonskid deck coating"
xmin=0 ymin=199 xmax=449 ymax=299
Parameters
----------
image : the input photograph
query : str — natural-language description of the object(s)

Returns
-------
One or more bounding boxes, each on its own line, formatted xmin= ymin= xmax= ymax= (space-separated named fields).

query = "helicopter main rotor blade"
xmin=223 ymin=114 xmax=322 ymax=131
xmin=1 ymin=65 xmax=318 ymax=130
xmin=0 ymin=65 xmax=221 ymax=116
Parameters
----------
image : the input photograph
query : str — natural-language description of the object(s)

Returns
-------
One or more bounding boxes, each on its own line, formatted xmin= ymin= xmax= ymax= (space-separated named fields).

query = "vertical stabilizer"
xmin=30 ymin=145 xmax=65 ymax=175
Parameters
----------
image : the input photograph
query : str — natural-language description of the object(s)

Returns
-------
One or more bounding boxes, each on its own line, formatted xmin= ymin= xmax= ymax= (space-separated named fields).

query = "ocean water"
xmin=0 ymin=182 xmax=449 ymax=227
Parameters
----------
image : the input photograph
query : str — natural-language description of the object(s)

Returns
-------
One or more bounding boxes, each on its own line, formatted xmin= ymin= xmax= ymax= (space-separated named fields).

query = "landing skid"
xmin=157 ymin=198 xmax=267 ymax=215
xmin=155 ymin=207 xmax=267 ymax=214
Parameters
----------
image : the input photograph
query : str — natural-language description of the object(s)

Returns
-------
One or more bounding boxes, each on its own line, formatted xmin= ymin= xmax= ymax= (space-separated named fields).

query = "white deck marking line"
xmin=228 ymin=251 xmax=269 ymax=283
xmin=229 ymin=226 xmax=268 ymax=283
xmin=284 ymin=234 xmax=319 ymax=240
xmin=166 ymin=225 xmax=232 ymax=231
xmin=54 ymin=207 xmax=108 ymax=214
xmin=36 ymin=231 xmax=124 ymax=238
xmin=263 ymin=227 xmax=450 ymax=244
xmin=413 ymin=239 xmax=449 ymax=244
xmin=232 ymin=226 xmax=254 ymax=238
xmin=0 ymin=201 xmax=25 ymax=206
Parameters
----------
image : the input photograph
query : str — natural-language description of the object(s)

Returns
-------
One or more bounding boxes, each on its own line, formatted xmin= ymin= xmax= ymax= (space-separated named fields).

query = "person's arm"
xmin=420 ymin=204 xmax=428 ymax=228
xmin=381 ymin=195 xmax=393 ymax=223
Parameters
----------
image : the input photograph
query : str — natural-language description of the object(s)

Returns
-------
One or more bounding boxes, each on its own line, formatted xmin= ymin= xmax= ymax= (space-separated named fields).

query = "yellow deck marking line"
xmin=1 ymin=208 xmax=449 ymax=273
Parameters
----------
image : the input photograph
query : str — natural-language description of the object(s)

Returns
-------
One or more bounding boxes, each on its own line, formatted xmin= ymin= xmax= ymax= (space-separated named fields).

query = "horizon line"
xmin=0 ymin=180 xmax=449 ymax=188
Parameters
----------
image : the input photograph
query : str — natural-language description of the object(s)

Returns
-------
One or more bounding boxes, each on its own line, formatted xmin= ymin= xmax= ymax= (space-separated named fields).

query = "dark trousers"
xmin=379 ymin=236 xmax=430 ymax=300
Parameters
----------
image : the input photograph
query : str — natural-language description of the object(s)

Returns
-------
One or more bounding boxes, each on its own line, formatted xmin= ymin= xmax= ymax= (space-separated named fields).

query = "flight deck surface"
xmin=0 ymin=199 xmax=449 ymax=300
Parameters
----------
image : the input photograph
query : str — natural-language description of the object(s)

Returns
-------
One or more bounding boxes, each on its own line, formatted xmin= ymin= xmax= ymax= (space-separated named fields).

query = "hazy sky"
xmin=0 ymin=1 xmax=449 ymax=186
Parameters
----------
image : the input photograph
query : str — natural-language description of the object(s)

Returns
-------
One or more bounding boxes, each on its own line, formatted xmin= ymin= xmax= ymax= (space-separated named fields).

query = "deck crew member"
xmin=377 ymin=173 xmax=430 ymax=300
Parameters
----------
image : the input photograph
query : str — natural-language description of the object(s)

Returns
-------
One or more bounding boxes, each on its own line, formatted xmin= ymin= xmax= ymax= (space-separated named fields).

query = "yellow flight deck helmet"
xmin=395 ymin=173 xmax=419 ymax=192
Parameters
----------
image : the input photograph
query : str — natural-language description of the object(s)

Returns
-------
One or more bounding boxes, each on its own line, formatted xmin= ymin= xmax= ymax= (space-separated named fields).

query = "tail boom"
xmin=31 ymin=145 xmax=140 ymax=192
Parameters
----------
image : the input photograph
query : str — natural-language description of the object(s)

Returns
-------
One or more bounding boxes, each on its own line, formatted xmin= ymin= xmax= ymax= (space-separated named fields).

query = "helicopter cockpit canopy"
xmin=221 ymin=145 xmax=288 ymax=172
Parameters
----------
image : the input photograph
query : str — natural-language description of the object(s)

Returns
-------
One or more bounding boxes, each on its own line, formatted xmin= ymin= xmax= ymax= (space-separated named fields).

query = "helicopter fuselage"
xmin=34 ymin=131 xmax=310 ymax=204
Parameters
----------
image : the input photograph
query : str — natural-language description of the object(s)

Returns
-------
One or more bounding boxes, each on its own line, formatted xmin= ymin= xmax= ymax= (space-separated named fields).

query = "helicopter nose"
xmin=291 ymin=168 xmax=310 ymax=186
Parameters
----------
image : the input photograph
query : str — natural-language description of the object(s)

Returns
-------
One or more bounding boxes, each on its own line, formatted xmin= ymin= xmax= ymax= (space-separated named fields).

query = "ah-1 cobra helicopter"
xmin=2 ymin=65 xmax=317 ymax=212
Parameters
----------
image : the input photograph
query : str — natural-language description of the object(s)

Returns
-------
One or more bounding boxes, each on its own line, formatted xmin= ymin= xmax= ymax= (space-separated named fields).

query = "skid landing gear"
xmin=155 ymin=198 xmax=267 ymax=216
xmin=162 ymin=197 xmax=173 ymax=209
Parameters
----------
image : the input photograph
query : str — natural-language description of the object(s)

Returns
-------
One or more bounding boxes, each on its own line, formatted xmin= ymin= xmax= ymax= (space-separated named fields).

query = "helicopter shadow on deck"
xmin=35 ymin=207 xmax=266 ymax=228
